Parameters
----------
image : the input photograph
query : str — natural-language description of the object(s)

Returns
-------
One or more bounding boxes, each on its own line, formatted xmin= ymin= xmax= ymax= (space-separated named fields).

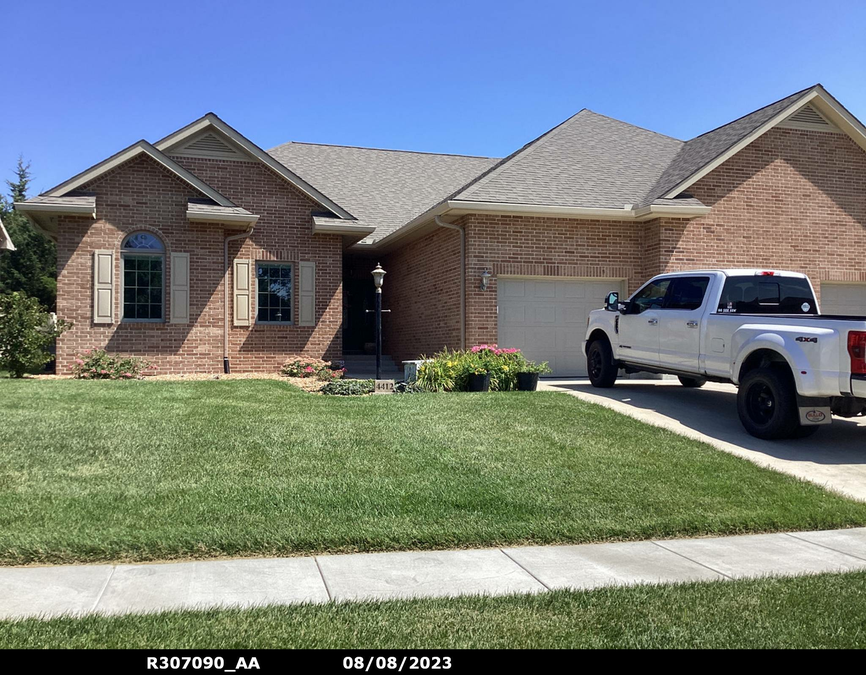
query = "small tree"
xmin=0 ymin=292 xmax=70 ymax=377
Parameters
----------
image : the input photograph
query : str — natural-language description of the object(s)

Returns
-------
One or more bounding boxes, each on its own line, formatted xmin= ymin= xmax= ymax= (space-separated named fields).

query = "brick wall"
xmin=462 ymin=214 xmax=643 ymax=348
xmin=55 ymin=153 xmax=342 ymax=375
xmin=381 ymin=226 xmax=462 ymax=363
xmin=648 ymin=126 xmax=866 ymax=302
xmin=172 ymin=156 xmax=342 ymax=371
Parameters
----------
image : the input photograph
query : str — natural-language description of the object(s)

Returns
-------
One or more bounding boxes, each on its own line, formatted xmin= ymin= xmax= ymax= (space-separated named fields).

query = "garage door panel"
xmin=497 ymin=277 xmax=624 ymax=377
xmin=822 ymin=283 xmax=866 ymax=316
xmin=533 ymin=281 xmax=556 ymax=298
xmin=501 ymin=279 xmax=526 ymax=297
xmin=501 ymin=305 xmax=525 ymax=324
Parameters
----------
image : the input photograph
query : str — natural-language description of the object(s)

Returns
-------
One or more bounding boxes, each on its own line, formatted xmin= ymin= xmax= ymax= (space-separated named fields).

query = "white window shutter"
xmin=93 ymin=250 xmax=114 ymax=324
xmin=233 ymin=258 xmax=252 ymax=326
xmin=170 ymin=252 xmax=190 ymax=324
xmin=299 ymin=261 xmax=316 ymax=326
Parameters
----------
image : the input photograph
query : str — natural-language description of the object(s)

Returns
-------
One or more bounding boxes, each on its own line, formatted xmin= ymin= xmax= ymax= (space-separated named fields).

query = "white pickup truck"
xmin=583 ymin=269 xmax=866 ymax=439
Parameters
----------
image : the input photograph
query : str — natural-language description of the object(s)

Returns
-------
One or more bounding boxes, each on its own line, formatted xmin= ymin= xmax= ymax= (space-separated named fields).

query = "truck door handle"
xmin=647 ymin=318 xmax=658 ymax=325
xmin=686 ymin=320 xmax=699 ymax=328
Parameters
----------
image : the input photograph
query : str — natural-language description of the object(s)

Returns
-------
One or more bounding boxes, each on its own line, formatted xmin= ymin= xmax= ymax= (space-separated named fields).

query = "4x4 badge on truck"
xmin=795 ymin=336 xmax=818 ymax=343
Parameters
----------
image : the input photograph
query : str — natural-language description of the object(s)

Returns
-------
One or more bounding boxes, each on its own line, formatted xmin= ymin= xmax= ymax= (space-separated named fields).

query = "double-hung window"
xmin=121 ymin=232 xmax=164 ymax=322
xmin=256 ymin=262 xmax=293 ymax=324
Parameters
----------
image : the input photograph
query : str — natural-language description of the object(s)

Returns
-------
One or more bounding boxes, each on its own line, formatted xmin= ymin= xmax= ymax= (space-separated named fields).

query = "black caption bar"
xmin=2 ymin=648 xmax=851 ymax=671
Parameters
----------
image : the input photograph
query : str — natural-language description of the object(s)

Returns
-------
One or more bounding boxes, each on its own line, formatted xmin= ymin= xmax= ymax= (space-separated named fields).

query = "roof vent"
xmin=778 ymin=104 xmax=840 ymax=133
xmin=170 ymin=132 xmax=250 ymax=161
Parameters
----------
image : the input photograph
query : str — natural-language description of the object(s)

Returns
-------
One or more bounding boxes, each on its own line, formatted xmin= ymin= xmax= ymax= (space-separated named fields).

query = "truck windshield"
xmin=717 ymin=276 xmax=817 ymax=314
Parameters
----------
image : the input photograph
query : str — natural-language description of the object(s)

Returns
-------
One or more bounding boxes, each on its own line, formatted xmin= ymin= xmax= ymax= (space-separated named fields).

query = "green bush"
xmin=71 ymin=349 xmax=150 ymax=380
xmin=0 ymin=292 xmax=70 ymax=378
xmin=320 ymin=379 xmax=374 ymax=396
xmin=414 ymin=344 xmax=549 ymax=392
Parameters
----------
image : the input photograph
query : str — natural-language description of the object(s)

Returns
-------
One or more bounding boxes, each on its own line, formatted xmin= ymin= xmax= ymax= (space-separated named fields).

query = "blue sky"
xmin=3 ymin=0 xmax=865 ymax=195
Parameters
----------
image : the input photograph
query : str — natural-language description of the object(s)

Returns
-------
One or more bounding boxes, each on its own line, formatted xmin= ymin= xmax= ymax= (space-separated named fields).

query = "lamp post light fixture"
xmin=372 ymin=263 xmax=386 ymax=380
xmin=480 ymin=268 xmax=492 ymax=291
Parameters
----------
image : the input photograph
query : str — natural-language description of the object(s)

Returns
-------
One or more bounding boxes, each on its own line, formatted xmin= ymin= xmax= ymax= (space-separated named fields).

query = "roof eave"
xmin=155 ymin=114 xmax=357 ymax=221
xmin=41 ymin=141 xmax=235 ymax=207
xmin=661 ymin=86 xmax=866 ymax=199
xmin=187 ymin=209 xmax=260 ymax=228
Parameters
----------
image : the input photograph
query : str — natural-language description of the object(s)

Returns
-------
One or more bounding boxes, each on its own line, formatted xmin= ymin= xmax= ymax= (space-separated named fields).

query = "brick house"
xmin=16 ymin=84 xmax=866 ymax=376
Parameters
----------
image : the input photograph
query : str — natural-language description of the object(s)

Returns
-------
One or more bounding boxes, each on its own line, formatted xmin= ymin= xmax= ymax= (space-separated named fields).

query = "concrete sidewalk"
xmin=3 ymin=528 xmax=866 ymax=620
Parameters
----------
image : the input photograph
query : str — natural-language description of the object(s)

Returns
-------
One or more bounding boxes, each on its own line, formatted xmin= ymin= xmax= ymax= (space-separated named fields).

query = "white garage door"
xmin=498 ymin=277 xmax=625 ymax=377
xmin=821 ymin=283 xmax=866 ymax=316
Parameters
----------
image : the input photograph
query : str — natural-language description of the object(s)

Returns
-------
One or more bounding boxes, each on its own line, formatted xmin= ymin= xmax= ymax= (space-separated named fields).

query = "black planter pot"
xmin=467 ymin=372 xmax=491 ymax=392
xmin=516 ymin=372 xmax=539 ymax=391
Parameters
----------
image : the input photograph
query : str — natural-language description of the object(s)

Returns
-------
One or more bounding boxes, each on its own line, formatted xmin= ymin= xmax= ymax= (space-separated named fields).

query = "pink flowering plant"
xmin=71 ymin=349 xmax=150 ymax=380
xmin=415 ymin=344 xmax=544 ymax=392
xmin=280 ymin=357 xmax=345 ymax=381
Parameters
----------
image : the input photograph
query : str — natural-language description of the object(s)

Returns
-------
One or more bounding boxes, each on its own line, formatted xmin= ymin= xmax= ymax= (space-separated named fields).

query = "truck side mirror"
xmin=605 ymin=292 xmax=619 ymax=312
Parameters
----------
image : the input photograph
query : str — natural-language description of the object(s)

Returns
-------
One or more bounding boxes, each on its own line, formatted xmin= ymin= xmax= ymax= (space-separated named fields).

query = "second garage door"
xmin=821 ymin=282 xmax=866 ymax=316
xmin=497 ymin=277 xmax=626 ymax=377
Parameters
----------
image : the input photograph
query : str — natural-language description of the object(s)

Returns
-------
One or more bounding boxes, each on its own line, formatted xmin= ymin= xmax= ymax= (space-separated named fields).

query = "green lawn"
xmin=1 ymin=378 xmax=866 ymax=565
xmin=3 ymin=572 xmax=866 ymax=649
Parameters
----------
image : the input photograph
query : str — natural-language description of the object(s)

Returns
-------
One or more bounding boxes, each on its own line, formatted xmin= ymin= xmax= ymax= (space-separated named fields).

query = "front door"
xmin=343 ymin=277 xmax=375 ymax=353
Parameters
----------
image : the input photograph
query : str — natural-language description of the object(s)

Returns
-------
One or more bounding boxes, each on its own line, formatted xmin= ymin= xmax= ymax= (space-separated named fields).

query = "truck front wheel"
xmin=587 ymin=339 xmax=618 ymax=388
xmin=737 ymin=367 xmax=801 ymax=440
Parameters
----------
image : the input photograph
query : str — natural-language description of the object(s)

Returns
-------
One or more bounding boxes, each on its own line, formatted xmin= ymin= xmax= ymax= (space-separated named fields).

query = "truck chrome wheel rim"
xmin=746 ymin=383 xmax=775 ymax=424
xmin=589 ymin=349 xmax=603 ymax=379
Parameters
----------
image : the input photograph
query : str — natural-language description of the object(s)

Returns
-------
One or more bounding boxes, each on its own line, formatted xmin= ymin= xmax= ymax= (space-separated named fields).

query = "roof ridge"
xmin=579 ymin=110 xmax=684 ymax=143
xmin=447 ymin=109 xmax=593 ymax=202
xmin=271 ymin=140 xmax=498 ymax=160
xmin=686 ymin=84 xmax=818 ymax=142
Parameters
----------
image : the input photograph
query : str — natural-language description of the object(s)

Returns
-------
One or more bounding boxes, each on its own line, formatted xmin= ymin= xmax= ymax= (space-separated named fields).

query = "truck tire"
xmin=678 ymin=376 xmax=707 ymax=388
xmin=587 ymin=339 xmax=618 ymax=388
xmin=737 ymin=367 xmax=800 ymax=440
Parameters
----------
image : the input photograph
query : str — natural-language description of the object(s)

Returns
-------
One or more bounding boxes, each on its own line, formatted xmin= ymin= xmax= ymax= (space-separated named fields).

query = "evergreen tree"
xmin=0 ymin=158 xmax=57 ymax=310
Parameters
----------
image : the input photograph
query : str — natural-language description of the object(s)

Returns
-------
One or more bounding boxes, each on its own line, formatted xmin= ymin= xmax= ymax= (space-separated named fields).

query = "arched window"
xmin=121 ymin=232 xmax=164 ymax=322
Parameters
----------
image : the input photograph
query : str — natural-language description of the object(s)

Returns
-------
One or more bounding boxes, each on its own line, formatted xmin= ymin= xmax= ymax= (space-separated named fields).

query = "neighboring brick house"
xmin=16 ymin=84 xmax=866 ymax=376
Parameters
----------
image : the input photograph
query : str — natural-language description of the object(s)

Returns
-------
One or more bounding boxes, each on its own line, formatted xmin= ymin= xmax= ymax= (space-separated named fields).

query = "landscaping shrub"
xmin=0 ymin=292 xmax=70 ymax=378
xmin=320 ymin=379 xmax=374 ymax=396
xmin=414 ymin=345 xmax=550 ymax=392
xmin=71 ymin=349 xmax=150 ymax=380
xmin=281 ymin=357 xmax=345 ymax=381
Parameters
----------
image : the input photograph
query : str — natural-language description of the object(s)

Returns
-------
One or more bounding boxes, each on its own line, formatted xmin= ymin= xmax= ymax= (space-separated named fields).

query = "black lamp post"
xmin=371 ymin=263 xmax=387 ymax=380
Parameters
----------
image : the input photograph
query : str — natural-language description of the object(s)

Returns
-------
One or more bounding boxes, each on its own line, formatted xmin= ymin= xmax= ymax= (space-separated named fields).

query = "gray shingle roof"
xmin=646 ymin=86 xmax=815 ymax=201
xmin=268 ymin=142 xmax=498 ymax=242
xmin=453 ymin=110 xmax=685 ymax=209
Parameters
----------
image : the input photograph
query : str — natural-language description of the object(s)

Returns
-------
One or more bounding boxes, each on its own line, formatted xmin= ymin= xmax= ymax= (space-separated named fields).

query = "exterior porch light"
xmin=372 ymin=262 xmax=386 ymax=290
xmin=480 ymin=268 xmax=492 ymax=291
xmin=371 ymin=263 xmax=386 ymax=380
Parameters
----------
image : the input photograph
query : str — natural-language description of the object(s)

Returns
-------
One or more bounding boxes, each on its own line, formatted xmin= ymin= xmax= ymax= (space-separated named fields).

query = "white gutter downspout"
xmin=434 ymin=216 xmax=465 ymax=350
xmin=224 ymin=227 xmax=254 ymax=373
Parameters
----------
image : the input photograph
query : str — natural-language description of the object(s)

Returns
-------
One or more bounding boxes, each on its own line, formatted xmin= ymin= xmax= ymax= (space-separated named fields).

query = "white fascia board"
xmin=156 ymin=114 xmax=356 ymax=221
xmin=312 ymin=221 xmax=376 ymax=236
xmin=445 ymin=200 xmax=710 ymax=221
xmin=14 ymin=201 xmax=96 ymax=217
xmin=632 ymin=204 xmax=712 ymax=220
xmin=187 ymin=209 xmax=260 ymax=227
xmin=661 ymin=89 xmax=825 ymax=199
xmin=43 ymin=141 xmax=235 ymax=207
xmin=807 ymin=87 xmax=866 ymax=152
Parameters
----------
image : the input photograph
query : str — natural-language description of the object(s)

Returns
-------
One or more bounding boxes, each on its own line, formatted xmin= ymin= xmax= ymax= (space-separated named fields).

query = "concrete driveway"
xmin=540 ymin=378 xmax=866 ymax=501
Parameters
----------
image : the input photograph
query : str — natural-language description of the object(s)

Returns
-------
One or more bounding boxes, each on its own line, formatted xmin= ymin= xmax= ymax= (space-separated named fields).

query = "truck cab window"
xmin=717 ymin=277 xmax=816 ymax=314
xmin=664 ymin=277 xmax=710 ymax=311
xmin=630 ymin=279 xmax=670 ymax=314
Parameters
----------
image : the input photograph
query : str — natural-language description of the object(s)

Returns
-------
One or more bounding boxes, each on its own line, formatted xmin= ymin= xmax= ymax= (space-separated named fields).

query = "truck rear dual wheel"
xmin=587 ymin=339 xmax=618 ymax=388
xmin=737 ymin=366 xmax=819 ymax=440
